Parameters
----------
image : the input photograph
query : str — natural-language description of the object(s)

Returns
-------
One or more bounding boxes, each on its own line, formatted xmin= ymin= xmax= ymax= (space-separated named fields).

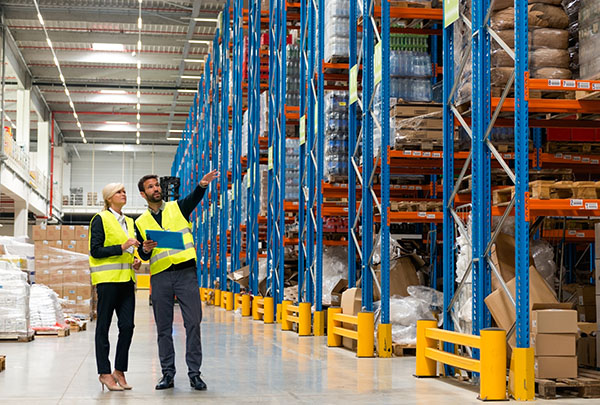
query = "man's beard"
xmin=147 ymin=191 xmax=163 ymax=203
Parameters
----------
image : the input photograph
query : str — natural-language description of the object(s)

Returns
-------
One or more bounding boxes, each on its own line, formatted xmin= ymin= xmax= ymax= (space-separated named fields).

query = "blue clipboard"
xmin=146 ymin=230 xmax=185 ymax=250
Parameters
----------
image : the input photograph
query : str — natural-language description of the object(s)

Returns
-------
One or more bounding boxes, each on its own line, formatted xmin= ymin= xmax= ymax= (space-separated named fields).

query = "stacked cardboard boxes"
xmin=32 ymin=225 xmax=92 ymax=318
xmin=532 ymin=305 xmax=578 ymax=379
xmin=595 ymin=223 xmax=600 ymax=367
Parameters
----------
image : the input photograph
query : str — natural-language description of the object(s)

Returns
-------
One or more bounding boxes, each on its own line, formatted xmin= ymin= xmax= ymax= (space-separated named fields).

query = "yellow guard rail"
xmin=281 ymin=300 xmax=311 ymax=336
xmin=415 ymin=320 xmax=507 ymax=401
xmin=327 ymin=308 xmax=374 ymax=357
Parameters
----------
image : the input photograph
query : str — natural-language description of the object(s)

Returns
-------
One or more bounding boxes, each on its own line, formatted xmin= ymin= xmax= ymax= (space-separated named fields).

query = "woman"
xmin=89 ymin=183 xmax=141 ymax=391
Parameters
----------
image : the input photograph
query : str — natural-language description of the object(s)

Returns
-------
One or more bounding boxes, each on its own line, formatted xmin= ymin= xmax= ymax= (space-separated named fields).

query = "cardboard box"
xmin=32 ymin=224 xmax=47 ymax=240
xmin=577 ymin=305 xmax=597 ymax=323
xmin=535 ymin=356 xmax=578 ymax=379
xmin=61 ymin=240 xmax=78 ymax=251
xmin=578 ymin=336 xmax=597 ymax=368
xmin=341 ymin=288 xmax=362 ymax=351
xmin=485 ymin=266 xmax=558 ymax=334
xmin=77 ymin=268 xmax=91 ymax=284
xmin=61 ymin=225 xmax=76 ymax=240
xmin=48 ymin=284 xmax=63 ymax=297
xmin=595 ymin=223 xmax=600 ymax=258
xmin=34 ymin=259 xmax=49 ymax=272
xmin=331 ymin=279 xmax=348 ymax=307
xmin=228 ymin=265 xmax=250 ymax=289
xmin=578 ymin=322 xmax=597 ymax=335
xmin=49 ymin=240 xmax=63 ymax=250
xmin=34 ymin=240 xmax=50 ymax=257
xmin=564 ymin=284 xmax=596 ymax=307
xmin=373 ymin=257 xmax=420 ymax=301
xmin=35 ymin=270 xmax=51 ymax=285
xmin=75 ymin=225 xmax=89 ymax=240
xmin=532 ymin=308 xmax=578 ymax=335
xmin=76 ymin=243 xmax=89 ymax=255
xmin=532 ymin=333 xmax=576 ymax=356
xmin=63 ymin=269 xmax=78 ymax=284
xmin=46 ymin=225 xmax=62 ymax=240
xmin=77 ymin=285 xmax=93 ymax=300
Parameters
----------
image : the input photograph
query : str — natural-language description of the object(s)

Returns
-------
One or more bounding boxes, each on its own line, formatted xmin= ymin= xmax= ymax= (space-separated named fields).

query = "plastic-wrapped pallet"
xmin=29 ymin=284 xmax=65 ymax=329
xmin=0 ymin=261 xmax=30 ymax=335
xmin=563 ymin=0 xmax=581 ymax=78
xmin=286 ymin=42 xmax=301 ymax=107
xmin=388 ymin=286 xmax=442 ymax=345
xmin=490 ymin=1 xmax=572 ymax=86
xmin=389 ymin=51 xmax=433 ymax=103
xmin=579 ymin=0 xmax=600 ymax=79
xmin=325 ymin=91 xmax=349 ymax=181
xmin=324 ymin=0 xmax=350 ymax=62
xmin=322 ymin=246 xmax=348 ymax=306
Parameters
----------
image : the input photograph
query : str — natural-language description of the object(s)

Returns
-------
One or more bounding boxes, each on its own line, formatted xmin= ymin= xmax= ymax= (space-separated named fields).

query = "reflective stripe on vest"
xmin=135 ymin=201 xmax=197 ymax=276
xmin=88 ymin=210 xmax=136 ymax=285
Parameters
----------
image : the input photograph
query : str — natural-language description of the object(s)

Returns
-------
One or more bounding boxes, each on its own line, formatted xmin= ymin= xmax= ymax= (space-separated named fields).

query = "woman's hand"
xmin=121 ymin=238 xmax=140 ymax=252
xmin=143 ymin=239 xmax=158 ymax=254
xmin=133 ymin=258 xmax=142 ymax=271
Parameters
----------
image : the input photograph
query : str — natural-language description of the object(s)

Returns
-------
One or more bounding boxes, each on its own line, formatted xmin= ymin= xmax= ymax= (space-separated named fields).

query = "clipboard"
xmin=146 ymin=230 xmax=185 ymax=250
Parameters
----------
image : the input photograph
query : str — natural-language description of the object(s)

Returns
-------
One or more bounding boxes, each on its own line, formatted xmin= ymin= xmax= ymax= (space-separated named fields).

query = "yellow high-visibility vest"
xmin=135 ymin=201 xmax=196 ymax=276
xmin=88 ymin=210 xmax=136 ymax=285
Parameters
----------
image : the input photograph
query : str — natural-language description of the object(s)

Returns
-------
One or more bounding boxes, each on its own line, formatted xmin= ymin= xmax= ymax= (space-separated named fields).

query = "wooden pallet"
xmin=394 ymin=141 xmax=442 ymax=152
xmin=390 ymin=0 xmax=433 ymax=9
xmin=536 ymin=376 xmax=600 ymax=399
xmin=34 ymin=327 xmax=70 ymax=337
xmin=492 ymin=181 xmax=600 ymax=205
xmin=492 ymin=87 xmax=575 ymax=100
xmin=392 ymin=343 xmax=416 ymax=357
xmin=546 ymin=142 xmax=600 ymax=155
xmin=327 ymin=175 xmax=348 ymax=184
xmin=0 ymin=331 xmax=35 ymax=342
xmin=324 ymin=56 xmax=349 ymax=65
xmin=576 ymin=73 xmax=600 ymax=101
xmin=0 ymin=355 xmax=5 ymax=372
xmin=69 ymin=320 xmax=88 ymax=332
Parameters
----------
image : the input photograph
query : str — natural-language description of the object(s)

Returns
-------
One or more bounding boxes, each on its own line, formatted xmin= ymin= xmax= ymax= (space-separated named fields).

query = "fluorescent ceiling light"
xmin=193 ymin=18 xmax=218 ymax=22
xmin=92 ymin=43 xmax=125 ymax=52
xmin=184 ymin=59 xmax=205 ymax=63
xmin=177 ymin=89 xmax=197 ymax=93
xmin=169 ymin=129 xmax=183 ymax=133
xmin=100 ymin=89 xmax=127 ymax=95
xmin=181 ymin=75 xmax=202 ymax=79
xmin=37 ymin=13 xmax=44 ymax=25
xmin=136 ymin=138 xmax=140 ymax=145
xmin=188 ymin=40 xmax=212 ymax=44
xmin=106 ymin=121 xmax=129 ymax=125
xmin=83 ymin=138 xmax=88 ymax=144
xmin=167 ymin=137 xmax=182 ymax=141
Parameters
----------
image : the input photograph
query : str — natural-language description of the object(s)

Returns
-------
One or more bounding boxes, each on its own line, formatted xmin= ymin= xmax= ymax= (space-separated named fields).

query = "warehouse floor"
xmin=0 ymin=290 xmax=595 ymax=404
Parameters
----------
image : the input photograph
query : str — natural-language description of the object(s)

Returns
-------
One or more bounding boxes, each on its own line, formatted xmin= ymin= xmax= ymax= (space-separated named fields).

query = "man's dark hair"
xmin=138 ymin=174 xmax=159 ymax=192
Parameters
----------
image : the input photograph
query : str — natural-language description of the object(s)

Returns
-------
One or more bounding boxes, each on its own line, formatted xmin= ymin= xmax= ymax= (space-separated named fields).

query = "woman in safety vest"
xmin=89 ymin=183 xmax=141 ymax=391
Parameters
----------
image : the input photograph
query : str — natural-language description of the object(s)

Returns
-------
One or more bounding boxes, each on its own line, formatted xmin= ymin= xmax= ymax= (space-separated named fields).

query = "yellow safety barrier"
xmin=252 ymin=296 xmax=264 ymax=320
xmin=199 ymin=287 xmax=206 ymax=301
xmin=241 ymin=294 xmax=252 ymax=317
xmin=214 ymin=289 xmax=222 ymax=307
xmin=234 ymin=293 xmax=241 ymax=310
xmin=223 ymin=291 xmax=234 ymax=311
xmin=415 ymin=320 xmax=507 ymax=401
xmin=136 ymin=274 xmax=150 ymax=289
xmin=281 ymin=300 xmax=312 ymax=336
xmin=327 ymin=307 xmax=374 ymax=358
xmin=200 ymin=288 xmax=213 ymax=304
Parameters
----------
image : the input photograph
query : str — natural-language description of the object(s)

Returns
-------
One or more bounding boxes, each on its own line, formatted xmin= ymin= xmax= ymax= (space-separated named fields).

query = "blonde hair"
xmin=102 ymin=183 xmax=126 ymax=211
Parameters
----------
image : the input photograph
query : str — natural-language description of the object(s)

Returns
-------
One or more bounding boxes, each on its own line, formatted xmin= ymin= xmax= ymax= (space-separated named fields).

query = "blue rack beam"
xmin=220 ymin=5 xmax=231 ymax=293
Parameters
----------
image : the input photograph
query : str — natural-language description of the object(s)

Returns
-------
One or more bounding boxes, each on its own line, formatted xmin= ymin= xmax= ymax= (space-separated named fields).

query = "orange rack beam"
xmin=492 ymin=199 xmax=600 ymax=218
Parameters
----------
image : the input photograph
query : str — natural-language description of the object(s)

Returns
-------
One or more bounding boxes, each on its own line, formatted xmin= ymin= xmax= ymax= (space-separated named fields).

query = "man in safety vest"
xmin=135 ymin=170 xmax=218 ymax=391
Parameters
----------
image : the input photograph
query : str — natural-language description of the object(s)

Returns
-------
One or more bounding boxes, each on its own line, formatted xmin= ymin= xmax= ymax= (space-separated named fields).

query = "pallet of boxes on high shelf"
xmin=33 ymin=224 xmax=94 ymax=321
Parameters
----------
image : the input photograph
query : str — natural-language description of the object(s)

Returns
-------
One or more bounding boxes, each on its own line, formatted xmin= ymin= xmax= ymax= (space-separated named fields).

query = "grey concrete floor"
xmin=0 ymin=290 xmax=596 ymax=404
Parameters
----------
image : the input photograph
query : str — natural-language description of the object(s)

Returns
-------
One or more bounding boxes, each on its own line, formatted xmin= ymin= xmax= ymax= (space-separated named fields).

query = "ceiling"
xmin=0 ymin=0 xmax=226 ymax=146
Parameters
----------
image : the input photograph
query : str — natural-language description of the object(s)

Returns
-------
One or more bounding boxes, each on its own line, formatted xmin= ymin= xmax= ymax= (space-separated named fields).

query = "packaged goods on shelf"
xmin=286 ymin=42 xmax=300 ymax=107
xmin=389 ymin=51 xmax=433 ymax=102
xmin=455 ymin=215 xmax=473 ymax=334
xmin=0 ymin=262 xmax=30 ymax=335
xmin=29 ymin=284 xmax=65 ymax=329
xmin=579 ymin=0 xmax=600 ymax=79
xmin=324 ymin=0 xmax=350 ymax=62
xmin=260 ymin=91 xmax=268 ymax=136
xmin=563 ymin=0 xmax=581 ymax=78
xmin=285 ymin=138 xmax=300 ymax=201
xmin=324 ymin=91 xmax=349 ymax=180
xmin=241 ymin=173 xmax=248 ymax=225
xmin=260 ymin=165 xmax=268 ymax=216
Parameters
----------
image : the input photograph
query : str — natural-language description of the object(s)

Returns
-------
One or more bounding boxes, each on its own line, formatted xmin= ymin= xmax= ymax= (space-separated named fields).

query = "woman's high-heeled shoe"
xmin=112 ymin=371 xmax=133 ymax=390
xmin=99 ymin=374 xmax=124 ymax=391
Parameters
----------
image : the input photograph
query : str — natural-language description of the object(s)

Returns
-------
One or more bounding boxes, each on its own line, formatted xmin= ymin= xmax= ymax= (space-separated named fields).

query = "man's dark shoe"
xmin=155 ymin=374 xmax=174 ymax=390
xmin=189 ymin=375 xmax=207 ymax=391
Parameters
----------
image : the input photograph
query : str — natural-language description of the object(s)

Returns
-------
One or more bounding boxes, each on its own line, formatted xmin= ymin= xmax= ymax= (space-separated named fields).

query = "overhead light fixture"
xmin=136 ymin=123 xmax=140 ymax=129
xmin=92 ymin=43 xmax=125 ymax=52
xmin=193 ymin=18 xmax=219 ymax=22
xmin=83 ymin=138 xmax=87 ymax=144
xmin=184 ymin=59 xmax=205 ymax=63
xmin=59 ymin=73 xmax=65 ymax=82
xmin=181 ymin=75 xmax=202 ymax=79
xmin=137 ymin=90 xmax=141 ymax=98
xmin=106 ymin=121 xmax=129 ymax=125
xmin=136 ymin=113 xmax=141 ymax=120
xmin=138 ymin=17 xmax=142 ymax=29
xmin=188 ymin=40 xmax=212 ymax=45
xmin=69 ymin=100 xmax=74 ymax=109
xmin=136 ymin=138 xmax=140 ymax=145
xmin=46 ymin=37 xmax=52 ymax=47
xmin=137 ymin=40 xmax=142 ymax=51
xmin=137 ymin=76 xmax=141 ymax=85
xmin=136 ymin=131 xmax=140 ymax=137
xmin=37 ymin=13 xmax=44 ymax=25
xmin=167 ymin=137 xmax=182 ymax=141
xmin=80 ymin=130 xmax=84 ymax=137
xmin=100 ymin=89 xmax=127 ymax=95
xmin=53 ymin=56 xmax=59 ymax=66
xmin=73 ymin=112 xmax=78 ymax=119
xmin=177 ymin=89 xmax=197 ymax=93
xmin=64 ymin=88 xmax=70 ymax=96
xmin=169 ymin=129 xmax=183 ymax=133
xmin=77 ymin=122 xmax=81 ymax=128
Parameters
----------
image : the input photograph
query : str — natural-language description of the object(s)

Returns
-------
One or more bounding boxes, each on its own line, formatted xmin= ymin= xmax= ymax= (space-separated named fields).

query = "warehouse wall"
xmin=69 ymin=149 xmax=174 ymax=209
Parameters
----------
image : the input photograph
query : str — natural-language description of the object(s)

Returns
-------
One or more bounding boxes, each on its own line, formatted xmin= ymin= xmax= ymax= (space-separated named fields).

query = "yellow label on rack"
xmin=299 ymin=115 xmax=306 ymax=145
xmin=349 ymin=65 xmax=358 ymax=104
xmin=444 ymin=0 xmax=459 ymax=28
xmin=374 ymin=42 xmax=382 ymax=85
xmin=268 ymin=146 xmax=273 ymax=170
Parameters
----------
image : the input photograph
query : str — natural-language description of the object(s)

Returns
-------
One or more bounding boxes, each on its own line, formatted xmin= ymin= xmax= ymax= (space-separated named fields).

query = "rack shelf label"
xmin=444 ymin=0 xmax=459 ymax=28
xmin=350 ymin=65 xmax=358 ymax=104
xmin=374 ymin=42 xmax=382 ymax=85
xmin=299 ymin=115 xmax=306 ymax=145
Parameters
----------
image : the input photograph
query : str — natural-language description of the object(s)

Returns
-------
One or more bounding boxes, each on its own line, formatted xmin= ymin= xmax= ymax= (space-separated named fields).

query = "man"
xmin=135 ymin=170 xmax=218 ymax=391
